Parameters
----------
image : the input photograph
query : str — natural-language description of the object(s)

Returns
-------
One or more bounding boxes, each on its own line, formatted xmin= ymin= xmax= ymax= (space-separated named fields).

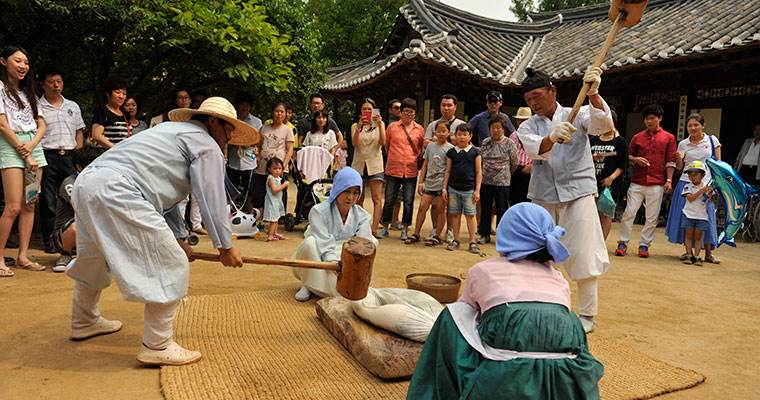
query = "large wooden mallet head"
xmin=609 ymin=0 xmax=648 ymax=27
xmin=335 ymin=237 xmax=376 ymax=300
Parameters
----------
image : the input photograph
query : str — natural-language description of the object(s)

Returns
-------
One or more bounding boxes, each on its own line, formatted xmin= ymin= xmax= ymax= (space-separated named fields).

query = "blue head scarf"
xmin=495 ymin=203 xmax=570 ymax=263
xmin=328 ymin=167 xmax=363 ymax=203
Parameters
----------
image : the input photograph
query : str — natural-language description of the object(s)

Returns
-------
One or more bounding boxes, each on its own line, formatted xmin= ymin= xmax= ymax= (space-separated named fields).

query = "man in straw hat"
xmin=509 ymin=106 xmax=533 ymax=205
xmin=66 ymin=96 xmax=253 ymax=366
xmin=517 ymin=67 xmax=614 ymax=333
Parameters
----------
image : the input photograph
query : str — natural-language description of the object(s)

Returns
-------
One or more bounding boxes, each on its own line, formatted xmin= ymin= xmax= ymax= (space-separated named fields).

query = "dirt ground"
xmin=2 ymin=194 xmax=760 ymax=399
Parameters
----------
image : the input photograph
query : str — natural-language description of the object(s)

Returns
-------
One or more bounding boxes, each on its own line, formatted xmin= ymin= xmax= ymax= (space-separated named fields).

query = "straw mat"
xmin=160 ymin=290 xmax=705 ymax=400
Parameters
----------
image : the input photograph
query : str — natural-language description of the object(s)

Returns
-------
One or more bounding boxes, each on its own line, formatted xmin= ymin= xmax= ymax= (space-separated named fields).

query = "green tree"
xmin=0 ymin=0 xmax=320 ymax=118
xmin=307 ymin=0 xmax=407 ymax=67
xmin=511 ymin=0 xmax=607 ymax=22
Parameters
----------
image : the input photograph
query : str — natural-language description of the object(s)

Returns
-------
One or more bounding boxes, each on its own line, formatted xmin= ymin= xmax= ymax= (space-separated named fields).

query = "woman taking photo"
xmin=90 ymin=77 xmax=129 ymax=148
xmin=122 ymin=95 xmax=148 ymax=135
xmin=665 ymin=113 xmax=721 ymax=264
xmin=350 ymin=98 xmax=385 ymax=236
xmin=0 ymin=45 xmax=48 ymax=276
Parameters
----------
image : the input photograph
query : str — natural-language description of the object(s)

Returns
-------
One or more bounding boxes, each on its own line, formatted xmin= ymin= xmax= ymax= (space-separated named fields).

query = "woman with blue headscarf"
xmin=407 ymin=203 xmax=603 ymax=399
xmin=292 ymin=167 xmax=378 ymax=301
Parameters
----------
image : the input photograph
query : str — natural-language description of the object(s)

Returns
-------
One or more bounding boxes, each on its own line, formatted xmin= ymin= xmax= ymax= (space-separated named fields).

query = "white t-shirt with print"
xmin=682 ymin=182 xmax=709 ymax=221
xmin=677 ymin=135 xmax=720 ymax=182
xmin=0 ymin=80 xmax=40 ymax=132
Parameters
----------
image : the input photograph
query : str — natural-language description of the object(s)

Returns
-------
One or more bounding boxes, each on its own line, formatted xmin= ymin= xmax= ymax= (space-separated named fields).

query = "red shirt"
xmin=385 ymin=121 xmax=425 ymax=178
xmin=628 ymin=128 xmax=677 ymax=186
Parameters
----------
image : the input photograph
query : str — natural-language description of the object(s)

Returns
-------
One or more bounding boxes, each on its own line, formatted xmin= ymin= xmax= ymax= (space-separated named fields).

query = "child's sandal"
xmin=404 ymin=234 xmax=421 ymax=245
xmin=425 ymin=235 xmax=442 ymax=247
xmin=266 ymin=235 xmax=280 ymax=242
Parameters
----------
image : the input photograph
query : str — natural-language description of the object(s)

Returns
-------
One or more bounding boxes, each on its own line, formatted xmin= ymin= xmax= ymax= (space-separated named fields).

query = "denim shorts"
xmin=447 ymin=187 xmax=476 ymax=216
xmin=680 ymin=216 xmax=709 ymax=231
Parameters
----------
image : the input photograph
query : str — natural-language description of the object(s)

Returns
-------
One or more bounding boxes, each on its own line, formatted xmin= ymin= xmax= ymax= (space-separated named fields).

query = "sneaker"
xmin=390 ymin=221 xmax=404 ymax=231
xmin=476 ymin=235 xmax=490 ymax=245
xmin=71 ymin=317 xmax=123 ymax=341
xmin=445 ymin=229 xmax=454 ymax=244
xmin=704 ymin=254 xmax=720 ymax=264
xmin=294 ymin=286 xmax=312 ymax=302
xmin=3 ymin=256 xmax=14 ymax=266
xmin=580 ymin=316 xmax=596 ymax=334
xmin=400 ymin=227 xmax=409 ymax=241
xmin=446 ymin=240 xmax=460 ymax=251
xmin=693 ymin=257 xmax=703 ymax=266
xmin=52 ymin=254 xmax=73 ymax=273
xmin=137 ymin=341 xmax=202 ymax=366
xmin=615 ymin=242 xmax=627 ymax=256
xmin=468 ymin=242 xmax=481 ymax=254
xmin=376 ymin=227 xmax=389 ymax=239
xmin=43 ymin=239 xmax=57 ymax=254
xmin=638 ymin=245 xmax=649 ymax=258
xmin=679 ymin=253 xmax=689 ymax=261
xmin=682 ymin=258 xmax=693 ymax=265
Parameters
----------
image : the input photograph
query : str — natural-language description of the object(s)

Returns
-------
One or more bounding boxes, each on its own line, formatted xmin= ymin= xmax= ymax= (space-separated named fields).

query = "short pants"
xmin=447 ymin=187 xmax=476 ymax=216
xmin=680 ymin=216 xmax=709 ymax=231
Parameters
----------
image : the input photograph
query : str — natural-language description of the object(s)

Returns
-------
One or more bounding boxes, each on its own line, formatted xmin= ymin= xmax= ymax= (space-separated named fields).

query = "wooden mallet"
xmin=565 ymin=0 xmax=648 ymax=124
xmin=192 ymin=236 xmax=376 ymax=300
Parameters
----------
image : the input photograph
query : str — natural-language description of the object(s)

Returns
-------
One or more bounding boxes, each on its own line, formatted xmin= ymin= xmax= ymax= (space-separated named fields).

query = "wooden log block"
xmin=316 ymin=296 xmax=423 ymax=379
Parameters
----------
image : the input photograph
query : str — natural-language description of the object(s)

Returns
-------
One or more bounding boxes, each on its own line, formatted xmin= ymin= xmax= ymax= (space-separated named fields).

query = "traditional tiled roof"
xmin=324 ymin=0 xmax=760 ymax=92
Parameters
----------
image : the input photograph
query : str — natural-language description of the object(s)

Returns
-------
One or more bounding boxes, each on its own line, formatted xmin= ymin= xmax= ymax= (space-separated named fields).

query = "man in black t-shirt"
xmin=296 ymin=93 xmax=342 ymax=145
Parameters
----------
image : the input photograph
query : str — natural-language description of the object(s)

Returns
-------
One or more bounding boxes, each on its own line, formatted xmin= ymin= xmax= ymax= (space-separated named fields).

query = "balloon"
xmin=705 ymin=159 xmax=757 ymax=247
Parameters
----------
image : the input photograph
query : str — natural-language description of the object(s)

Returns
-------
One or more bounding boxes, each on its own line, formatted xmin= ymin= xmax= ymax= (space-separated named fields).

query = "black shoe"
xmin=4 ymin=256 xmax=15 ymax=266
xmin=6 ymin=235 xmax=18 ymax=249
xmin=43 ymin=240 xmax=57 ymax=254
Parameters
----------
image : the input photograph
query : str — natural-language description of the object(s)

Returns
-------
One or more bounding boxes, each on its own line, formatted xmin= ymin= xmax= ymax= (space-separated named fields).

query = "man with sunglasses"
xmin=468 ymin=90 xmax=515 ymax=147
xmin=517 ymin=67 xmax=614 ymax=334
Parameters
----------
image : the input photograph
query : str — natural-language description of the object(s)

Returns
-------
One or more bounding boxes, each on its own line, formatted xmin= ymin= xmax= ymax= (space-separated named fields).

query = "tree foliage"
xmin=511 ymin=0 xmax=607 ymax=22
xmin=0 ymin=0 xmax=325 ymax=119
xmin=307 ymin=0 xmax=407 ymax=67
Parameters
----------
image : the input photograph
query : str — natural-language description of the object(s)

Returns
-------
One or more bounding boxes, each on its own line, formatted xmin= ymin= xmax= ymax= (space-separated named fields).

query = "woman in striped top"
xmin=90 ymin=77 xmax=129 ymax=149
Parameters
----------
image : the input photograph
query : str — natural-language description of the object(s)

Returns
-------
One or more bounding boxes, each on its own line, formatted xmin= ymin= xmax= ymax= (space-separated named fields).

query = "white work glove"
xmin=549 ymin=122 xmax=577 ymax=144
xmin=583 ymin=66 xmax=602 ymax=96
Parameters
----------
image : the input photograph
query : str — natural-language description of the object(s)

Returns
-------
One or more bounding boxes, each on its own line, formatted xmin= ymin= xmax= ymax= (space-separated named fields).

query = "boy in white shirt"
xmin=680 ymin=160 xmax=712 ymax=265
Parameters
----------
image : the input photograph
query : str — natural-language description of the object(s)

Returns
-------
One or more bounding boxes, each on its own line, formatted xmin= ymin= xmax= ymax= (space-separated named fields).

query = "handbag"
xmin=598 ymin=187 xmax=617 ymax=218
xmin=401 ymin=123 xmax=423 ymax=170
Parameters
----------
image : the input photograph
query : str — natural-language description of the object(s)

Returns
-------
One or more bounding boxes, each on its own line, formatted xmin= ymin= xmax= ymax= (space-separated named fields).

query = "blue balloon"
xmin=705 ymin=159 xmax=757 ymax=247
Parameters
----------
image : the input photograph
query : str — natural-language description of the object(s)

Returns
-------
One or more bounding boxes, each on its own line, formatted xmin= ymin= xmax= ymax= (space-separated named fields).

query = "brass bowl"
xmin=405 ymin=273 xmax=462 ymax=303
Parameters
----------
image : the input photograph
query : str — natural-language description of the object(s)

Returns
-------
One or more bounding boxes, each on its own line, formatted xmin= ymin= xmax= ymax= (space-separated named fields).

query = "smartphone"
xmin=362 ymin=109 xmax=372 ymax=124
xmin=371 ymin=108 xmax=381 ymax=128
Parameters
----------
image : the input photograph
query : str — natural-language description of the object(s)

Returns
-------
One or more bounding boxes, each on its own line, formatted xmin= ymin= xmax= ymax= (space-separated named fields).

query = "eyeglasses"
xmin=390 ymin=105 xmax=401 ymax=110
xmin=402 ymin=109 xmax=416 ymax=115
xmin=176 ymin=95 xmax=191 ymax=100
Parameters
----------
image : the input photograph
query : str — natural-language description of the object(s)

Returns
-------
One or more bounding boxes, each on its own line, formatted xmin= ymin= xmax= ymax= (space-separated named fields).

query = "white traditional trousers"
xmin=618 ymin=183 xmax=665 ymax=247
xmin=292 ymin=236 xmax=339 ymax=298
xmin=534 ymin=195 xmax=608 ymax=317
xmin=72 ymin=282 xmax=178 ymax=349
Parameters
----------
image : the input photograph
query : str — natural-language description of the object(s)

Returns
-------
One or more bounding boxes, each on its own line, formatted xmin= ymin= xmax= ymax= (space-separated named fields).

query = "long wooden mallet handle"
xmin=566 ymin=11 xmax=624 ymax=124
xmin=192 ymin=252 xmax=340 ymax=271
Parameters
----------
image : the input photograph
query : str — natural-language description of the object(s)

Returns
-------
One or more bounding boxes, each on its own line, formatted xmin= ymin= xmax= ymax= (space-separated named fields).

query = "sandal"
xmin=404 ymin=234 xmax=421 ymax=245
xmin=468 ymin=242 xmax=481 ymax=254
xmin=14 ymin=261 xmax=46 ymax=271
xmin=266 ymin=236 xmax=280 ymax=242
xmin=446 ymin=240 xmax=460 ymax=251
xmin=425 ymin=235 xmax=442 ymax=247
xmin=274 ymin=233 xmax=286 ymax=240
xmin=0 ymin=267 xmax=14 ymax=277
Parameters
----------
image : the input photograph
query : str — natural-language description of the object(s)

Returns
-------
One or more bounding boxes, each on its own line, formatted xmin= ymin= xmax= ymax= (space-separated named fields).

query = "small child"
xmin=333 ymin=140 xmax=348 ymax=174
xmin=263 ymin=157 xmax=289 ymax=241
xmin=50 ymin=145 xmax=104 ymax=272
xmin=442 ymin=124 xmax=482 ymax=254
xmin=406 ymin=120 xmax=454 ymax=246
xmin=680 ymin=160 xmax=712 ymax=265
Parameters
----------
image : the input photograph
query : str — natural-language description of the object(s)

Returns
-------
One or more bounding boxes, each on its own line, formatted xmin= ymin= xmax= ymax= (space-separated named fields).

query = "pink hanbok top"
xmin=459 ymin=257 xmax=571 ymax=313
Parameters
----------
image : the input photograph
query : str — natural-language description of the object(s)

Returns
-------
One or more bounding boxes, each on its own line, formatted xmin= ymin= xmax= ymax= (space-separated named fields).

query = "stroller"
xmin=225 ymin=173 xmax=262 ymax=240
xmin=283 ymin=146 xmax=334 ymax=231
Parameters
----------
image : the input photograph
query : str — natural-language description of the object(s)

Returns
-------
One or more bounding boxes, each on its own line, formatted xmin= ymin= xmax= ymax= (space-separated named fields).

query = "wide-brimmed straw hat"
xmin=513 ymin=107 xmax=532 ymax=120
xmin=168 ymin=97 xmax=260 ymax=147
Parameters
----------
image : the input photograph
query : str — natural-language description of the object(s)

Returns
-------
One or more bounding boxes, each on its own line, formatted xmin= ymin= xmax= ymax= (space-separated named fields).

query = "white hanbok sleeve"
xmin=578 ymin=98 xmax=613 ymax=137
xmin=164 ymin=205 xmax=188 ymax=239
xmin=307 ymin=205 xmax=340 ymax=262
xmin=179 ymin=133 xmax=233 ymax=249
xmin=517 ymin=118 xmax=549 ymax=161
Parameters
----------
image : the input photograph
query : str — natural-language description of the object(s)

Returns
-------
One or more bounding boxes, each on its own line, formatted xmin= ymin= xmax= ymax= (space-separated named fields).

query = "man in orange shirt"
xmin=379 ymin=98 xmax=424 ymax=240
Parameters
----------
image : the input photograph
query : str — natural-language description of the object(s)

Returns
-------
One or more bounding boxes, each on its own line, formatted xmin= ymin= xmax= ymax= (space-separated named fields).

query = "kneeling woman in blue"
xmin=292 ymin=167 xmax=378 ymax=301
xmin=407 ymin=203 xmax=603 ymax=400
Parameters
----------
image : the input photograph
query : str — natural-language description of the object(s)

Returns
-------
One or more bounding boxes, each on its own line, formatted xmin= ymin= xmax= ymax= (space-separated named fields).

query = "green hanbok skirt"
xmin=406 ymin=302 xmax=603 ymax=400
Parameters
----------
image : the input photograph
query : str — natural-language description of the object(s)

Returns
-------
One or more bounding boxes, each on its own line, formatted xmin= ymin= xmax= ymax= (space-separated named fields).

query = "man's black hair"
xmin=441 ymin=94 xmax=458 ymax=105
xmin=73 ymin=145 xmax=105 ymax=169
xmin=401 ymin=97 xmax=417 ymax=111
xmin=642 ymin=104 xmax=664 ymax=118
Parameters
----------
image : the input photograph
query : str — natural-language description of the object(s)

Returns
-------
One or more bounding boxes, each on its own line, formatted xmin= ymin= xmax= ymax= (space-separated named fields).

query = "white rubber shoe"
xmin=294 ymin=286 xmax=312 ymax=302
xmin=137 ymin=341 xmax=202 ymax=366
xmin=580 ymin=316 xmax=596 ymax=334
xmin=71 ymin=317 xmax=123 ymax=340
